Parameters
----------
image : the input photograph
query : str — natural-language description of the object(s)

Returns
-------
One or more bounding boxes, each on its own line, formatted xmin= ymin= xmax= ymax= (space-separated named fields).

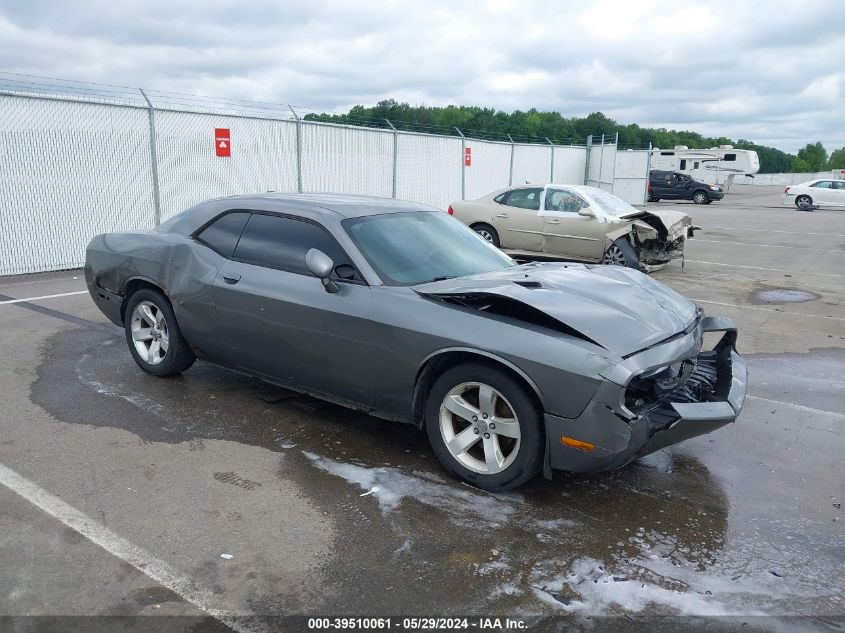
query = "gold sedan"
xmin=448 ymin=184 xmax=697 ymax=271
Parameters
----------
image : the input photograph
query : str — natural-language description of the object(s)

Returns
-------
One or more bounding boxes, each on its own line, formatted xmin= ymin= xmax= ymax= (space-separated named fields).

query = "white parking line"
xmin=0 ymin=290 xmax=87 ymax=305
xmin=704 ymin=226 xmax=845 ymax=238
xmin=0 ymin=462 xmax=251 ymax=633
xmin=747 ymin=395 xmax=845 ymax=421
xmin=691 ymin=298 xmax=845 ymax=322
xmin=693 ymin=239 xmax=842 ymax=252
xmin=685 ymin=260 xmax=845 ymax=279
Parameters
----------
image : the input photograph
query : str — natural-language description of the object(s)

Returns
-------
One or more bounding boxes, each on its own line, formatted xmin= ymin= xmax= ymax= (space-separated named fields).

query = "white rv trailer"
xmin=650 ymin=145 xmax=760 ymax=191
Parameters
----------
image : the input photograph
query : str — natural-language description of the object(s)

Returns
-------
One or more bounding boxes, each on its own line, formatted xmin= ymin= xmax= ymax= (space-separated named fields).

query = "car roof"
xmin=218 ymin=192 xmax=438 ymax=218
xmin=160 ymin=192 xmax=440 ymax=235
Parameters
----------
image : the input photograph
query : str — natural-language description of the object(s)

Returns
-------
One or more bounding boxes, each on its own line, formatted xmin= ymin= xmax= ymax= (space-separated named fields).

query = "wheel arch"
xmin=121 ymin=277 xmax=170 ymax=323
xmin=411 ymin=348 xmax=544 ymax=428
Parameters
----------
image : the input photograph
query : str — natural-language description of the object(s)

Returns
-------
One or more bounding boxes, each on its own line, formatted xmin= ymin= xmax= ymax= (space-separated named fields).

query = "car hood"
xmin=415 ymin=262 xmax=698 ymax=357
xmin=617 ymin=208 xmax=693 ymax=240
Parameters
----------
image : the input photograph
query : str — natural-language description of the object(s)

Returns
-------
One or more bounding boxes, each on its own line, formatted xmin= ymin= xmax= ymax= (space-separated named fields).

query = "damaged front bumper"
xmin=543 ymin=315 xmax=747 ymax=475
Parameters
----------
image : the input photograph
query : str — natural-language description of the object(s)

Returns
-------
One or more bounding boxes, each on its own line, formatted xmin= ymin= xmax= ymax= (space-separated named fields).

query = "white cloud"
xmin=0 ymin=0 xmax=843 ymax=153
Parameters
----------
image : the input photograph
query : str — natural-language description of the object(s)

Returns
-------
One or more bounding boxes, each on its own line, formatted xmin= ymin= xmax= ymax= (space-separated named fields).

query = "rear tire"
xmin=471 ymin=223 xmax=501 ymax=248
xmin=124 ymin=288 xmax=195 ymax=377
xmin=795 ymin=195 xmax=813 ymax=210
xmin=601 ymin=238 xmax=639 ymax=269
xmin=425 ymin=363 xmax=544 ymax=491
xmin=692 ymin=190 xmax=709 ymax=204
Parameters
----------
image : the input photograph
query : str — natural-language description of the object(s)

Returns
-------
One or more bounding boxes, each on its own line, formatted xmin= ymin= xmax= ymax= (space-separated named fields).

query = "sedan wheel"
xmin=439 ymin=382 xmax=521 ymax=475
xmin=601 ymin=244 xmax=627 ymax=266
xmin=471 ymin=223 xmax=501 ymax=248
xmin=795 ymin=195 xmax=813 ymax=210
xmin=425 ymin=363 xmax=544 ymax=490
xmin=130 ymin=301 xmax=169 ymax=365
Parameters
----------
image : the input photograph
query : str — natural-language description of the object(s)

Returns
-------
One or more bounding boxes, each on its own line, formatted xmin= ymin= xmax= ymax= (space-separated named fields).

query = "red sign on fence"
xmin=464 ymin=146 xmax=472 ymax=167
xmin=215 ymin=128 xmax=231 ymax=157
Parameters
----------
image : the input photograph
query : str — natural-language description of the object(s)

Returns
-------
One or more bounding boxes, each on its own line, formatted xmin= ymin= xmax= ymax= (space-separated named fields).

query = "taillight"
xmin=784 ymin=187 xmax=790 ymax=194
xmin=447 ymin=205 xmax=454 ymax=215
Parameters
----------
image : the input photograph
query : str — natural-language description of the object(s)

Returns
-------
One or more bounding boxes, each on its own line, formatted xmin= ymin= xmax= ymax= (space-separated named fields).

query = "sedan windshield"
xmin=344 ymin=211 xmax=515 ymax=285
xmin=587 ymin=189 xmax=639 ymax=217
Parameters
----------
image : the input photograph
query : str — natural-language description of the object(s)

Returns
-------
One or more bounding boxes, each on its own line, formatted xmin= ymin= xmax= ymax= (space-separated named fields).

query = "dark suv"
xmin=648 ymin=170 xmax=724 ymax=204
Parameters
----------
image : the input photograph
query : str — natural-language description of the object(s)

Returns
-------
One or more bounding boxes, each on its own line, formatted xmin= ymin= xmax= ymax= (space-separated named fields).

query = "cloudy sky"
xmin=1 ymin=0 xmax=843 ymax=153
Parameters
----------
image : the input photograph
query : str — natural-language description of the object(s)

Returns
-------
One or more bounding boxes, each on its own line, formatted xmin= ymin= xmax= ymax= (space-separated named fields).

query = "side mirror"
xmin=578 ymin=206 xmax=597 ymax=218
xmin=306 ymin=248 xmax=339 ymax=294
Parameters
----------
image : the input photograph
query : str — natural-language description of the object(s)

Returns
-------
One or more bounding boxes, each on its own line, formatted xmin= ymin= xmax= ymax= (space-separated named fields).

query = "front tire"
xmin=124 ymin=288 xmax=195 ymax=377
xmin=425 ymin=363 xmax=544 ymax=491
xmin=692 ymin=190 xmax=709 ymax=204
xmin=471 ymin=223 xmax=501 ymax=248
xmin=795 ymin=195 xmax=813 ymax=210
xmin=601 ymin=238 xmax=639 ymax=268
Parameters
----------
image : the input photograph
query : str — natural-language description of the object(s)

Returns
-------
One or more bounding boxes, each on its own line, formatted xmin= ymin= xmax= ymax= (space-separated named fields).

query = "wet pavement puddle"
xmin=29 ymin=328 xmax=845 ymax=625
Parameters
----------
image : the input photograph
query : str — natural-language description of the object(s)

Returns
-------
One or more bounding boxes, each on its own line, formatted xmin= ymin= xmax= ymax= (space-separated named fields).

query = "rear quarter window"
xmin=195 ymin=211 xmax=250 ymax=257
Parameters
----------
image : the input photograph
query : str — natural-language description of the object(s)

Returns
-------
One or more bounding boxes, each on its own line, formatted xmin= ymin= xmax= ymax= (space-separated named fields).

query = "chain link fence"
xmin=0 ymin=73 xmax=651 ymax=276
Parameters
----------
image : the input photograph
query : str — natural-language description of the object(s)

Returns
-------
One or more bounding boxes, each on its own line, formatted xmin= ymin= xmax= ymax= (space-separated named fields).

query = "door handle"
xmin=546 ymin=219 xmax=561 ymax=224
xmin=495 ymin=213 xmax=509 ymax=218
xmin=222 ymin=273 xmax=241 ymax=285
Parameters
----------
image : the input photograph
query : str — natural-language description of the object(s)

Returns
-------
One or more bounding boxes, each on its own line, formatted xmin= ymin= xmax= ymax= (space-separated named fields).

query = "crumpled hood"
xmin=618 ymin=208 xmax=693 ymax=240
xmin=415 ymin=262 xmax=698 ymax=357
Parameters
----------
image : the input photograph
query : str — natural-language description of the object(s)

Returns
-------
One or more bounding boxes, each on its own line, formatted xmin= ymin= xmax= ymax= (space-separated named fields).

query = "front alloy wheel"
xmin=693 ymin=190 xmax=708 ymax=204
xmin=439 ymin=382 xmax=521 ymax=475
xmin=425 ymin=363 xmax=544 ymax=490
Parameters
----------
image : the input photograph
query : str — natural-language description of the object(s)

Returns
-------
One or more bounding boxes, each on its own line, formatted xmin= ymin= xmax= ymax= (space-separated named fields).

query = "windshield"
xmin=586 ymin=189 xmax=639 ymax=217
xmin=344 ymin=211 xmax=515 ymax=285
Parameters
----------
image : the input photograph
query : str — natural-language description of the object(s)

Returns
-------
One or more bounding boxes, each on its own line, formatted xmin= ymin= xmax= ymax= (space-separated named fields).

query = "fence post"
xmin=455 ymin=127 xmax=466 ymax=200
xmin=584 ymin=135 xmax=592 ymax=185
xmin=138 ymin=89 xmax=162 ymax=226
xmin=508 ymin=134 xmax=515 ymax=186
xmin=386 ymin=119 xmax=398 ymax=199
xmin=289 ymin=106 xmax=303 ymax=193
xmin=644 ymin=142 xmax=653 ymax=205
xmin=545 ymin=137 xmax=554 ymax=183
xmin=598 ymin=134 xmax=605 ymax=188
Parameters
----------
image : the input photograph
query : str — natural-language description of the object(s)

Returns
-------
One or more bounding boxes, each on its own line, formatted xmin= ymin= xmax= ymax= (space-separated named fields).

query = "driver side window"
xmin=545 ymin=189 xmax=586 ymax=213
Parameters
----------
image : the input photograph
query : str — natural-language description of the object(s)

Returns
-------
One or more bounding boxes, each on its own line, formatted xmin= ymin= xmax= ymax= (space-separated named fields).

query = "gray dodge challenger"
xmin=85 ymin=193 xmax=747 ymax=490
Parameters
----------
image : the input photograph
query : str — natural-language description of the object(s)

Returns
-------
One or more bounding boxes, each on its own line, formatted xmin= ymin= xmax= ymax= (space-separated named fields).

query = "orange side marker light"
xmin=560 ymin=436 xmax=595 ymax=452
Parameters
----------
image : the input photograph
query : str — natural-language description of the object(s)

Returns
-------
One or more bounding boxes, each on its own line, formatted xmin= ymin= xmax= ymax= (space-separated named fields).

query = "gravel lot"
xmin=0 ymin=184 xmax=842 ymax=632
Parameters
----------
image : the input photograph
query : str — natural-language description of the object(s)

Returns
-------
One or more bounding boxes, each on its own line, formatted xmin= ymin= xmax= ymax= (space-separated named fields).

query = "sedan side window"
xmin=234 ymin=213 xmax=360 ymax=280
xmin=195 ymin=211 xmax=250 ymax=258
xmin=545 ymin=189 xmax=586 ymax=212
xmin=833 ymin=181 xmax=845 ymax=190
xmin=504 ymin=188 xmax=543 ymax=210
xmin=812 ymin=181 xmax=833 ymax=189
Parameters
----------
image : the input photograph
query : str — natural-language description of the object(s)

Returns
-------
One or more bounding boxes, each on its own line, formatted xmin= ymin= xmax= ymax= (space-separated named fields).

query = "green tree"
xmin=796 ymin=142 xmax=827 ymax=171
xmin=303 ymin=102 xmax=801 ymax=172
xmin=827 ymin=147 xmax=845 ymax=169
xmin=791 ymin=157 xmax=811 ymax=172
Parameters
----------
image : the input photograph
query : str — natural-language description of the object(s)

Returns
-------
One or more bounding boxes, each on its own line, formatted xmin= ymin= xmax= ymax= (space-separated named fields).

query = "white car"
xmin=783 ymin=179 xmax=845 ymax=210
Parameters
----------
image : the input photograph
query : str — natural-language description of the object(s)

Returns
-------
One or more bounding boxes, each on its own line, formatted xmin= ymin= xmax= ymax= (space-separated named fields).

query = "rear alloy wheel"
xmin=426 ymin=363 xmax=543 ymax=490
xmin=795 ymin=195 xmax=813 ymax=210
xmin=601 ymin=238 xmax=639 ymax=268
xmin=471 ymin=223 xmax=501 ymax=248
xmin=692 ymin=190 xmax=709 ymax=204
xmin=124 ymin=288 xmax=195 ymax=377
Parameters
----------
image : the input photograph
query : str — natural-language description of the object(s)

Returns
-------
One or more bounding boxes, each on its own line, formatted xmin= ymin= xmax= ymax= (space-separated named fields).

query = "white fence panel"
xmin=0 ymin=95 xmax=155 ymax=276
xmin=552 ymin=146 xmax=587 ymax=184
xmin=301 ymin=122 xmax=393 ymax=197
xmin=613 ymin=150 xmax=649 ymax=205
xmin=512 ymin=144 xmax=552 ymax=185
xmin=464 ymin=140 xmax=512 ymax=200
xmin=586 ymin=142 xmax=617 ymax=192
xmin=396 ymin=133 xmax=462 ymax=210
xmin=154 ymin=111 xmax=298 ymax=221
xmin=738 ymin=172 xmax=836 ymax=186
